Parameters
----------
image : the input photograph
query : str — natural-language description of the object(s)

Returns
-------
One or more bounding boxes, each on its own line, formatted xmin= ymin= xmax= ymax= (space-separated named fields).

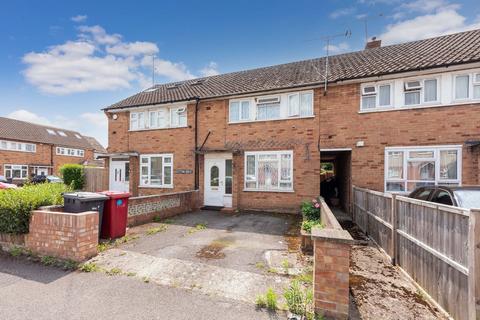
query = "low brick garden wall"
xmin=312 ymin=198 xmax=354 ymax=320
xmin=127 ymin=190 xmax=200 ymax=226
xmin=0 ymin=209 xmax=99 ymax=262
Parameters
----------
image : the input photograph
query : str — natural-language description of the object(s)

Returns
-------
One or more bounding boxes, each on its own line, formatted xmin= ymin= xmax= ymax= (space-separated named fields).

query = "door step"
xmin=200 ymin=205 xmax=225 ymax=211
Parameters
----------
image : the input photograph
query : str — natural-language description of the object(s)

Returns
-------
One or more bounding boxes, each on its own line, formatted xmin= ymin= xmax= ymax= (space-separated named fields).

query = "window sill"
xmin=243 ymin=189 xmax=295 ymax=193
xmin=358 ymin=100 xmax=480 ymax=114
xmin=129 ymin=126 xmax=188 ymax=132
xmin=229 ymin=115 xmax=314 ymax=125
xmin=138 ymin=185 xmax=174 ymax=189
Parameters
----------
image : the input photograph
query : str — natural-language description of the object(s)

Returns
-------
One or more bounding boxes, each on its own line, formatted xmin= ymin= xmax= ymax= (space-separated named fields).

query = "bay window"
xmin=244 ymin=151 xmax=293 ymax=191
xmin=4 ymin=165 xmax=28 ymax=179
xmin=385 ymin=146 xmax=461 ymax=193
xmin=140 ymin=154 xmax=173 ymax=187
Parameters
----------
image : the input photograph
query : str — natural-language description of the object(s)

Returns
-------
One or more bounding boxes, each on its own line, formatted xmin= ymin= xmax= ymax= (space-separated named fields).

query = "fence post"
xmin=468 ymin=209 xmax=480 ymax=320
xmin=390 ymin=194 xmax=397 ymax=265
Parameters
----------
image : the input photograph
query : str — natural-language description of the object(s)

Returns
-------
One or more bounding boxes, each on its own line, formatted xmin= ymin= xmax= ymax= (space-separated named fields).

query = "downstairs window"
xmin=140 ymin=154 xmax=173 ymax=188
xmin=244 ymin=151 xmax=293 ymax=191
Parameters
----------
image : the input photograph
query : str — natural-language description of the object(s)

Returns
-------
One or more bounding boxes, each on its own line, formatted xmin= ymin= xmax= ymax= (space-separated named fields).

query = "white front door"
xmin=109 ymin=159 xmax=130 ymax=192
xmin=204 ymin=154 xmax=233 ymax=207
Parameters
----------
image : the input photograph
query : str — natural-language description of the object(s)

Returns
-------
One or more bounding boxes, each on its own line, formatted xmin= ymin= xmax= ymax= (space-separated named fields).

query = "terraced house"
xmin=103 ymin=29 xmax=480 ymax=213
xmin=0 ymin=117 xmax=105 ymax=184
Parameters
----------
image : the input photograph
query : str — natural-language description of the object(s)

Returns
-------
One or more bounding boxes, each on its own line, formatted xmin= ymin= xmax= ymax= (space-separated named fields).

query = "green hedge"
xmin=0 ymin=183 xmax=69 ymax=234
xmin=59 ymin=164 xmax=85 ymax=190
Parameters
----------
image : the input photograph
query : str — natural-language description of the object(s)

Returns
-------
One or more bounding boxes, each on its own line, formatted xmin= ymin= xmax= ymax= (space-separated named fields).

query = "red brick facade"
xmin=106 ymin=82 xmax=480 ymax=213
xmin=0 ymin=141 xmax=95 ymax=183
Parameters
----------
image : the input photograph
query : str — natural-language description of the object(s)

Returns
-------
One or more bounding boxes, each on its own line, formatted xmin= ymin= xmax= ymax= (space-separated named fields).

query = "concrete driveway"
xmin=92 ymin=210 xmax=305 ymax=304
xmin=0 ymin=252 xmax=281 ymax=320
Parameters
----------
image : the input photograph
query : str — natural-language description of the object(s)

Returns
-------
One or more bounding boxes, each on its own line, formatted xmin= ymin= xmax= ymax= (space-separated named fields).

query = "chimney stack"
xmin=365 ymin=37 xmax=382 ymax=49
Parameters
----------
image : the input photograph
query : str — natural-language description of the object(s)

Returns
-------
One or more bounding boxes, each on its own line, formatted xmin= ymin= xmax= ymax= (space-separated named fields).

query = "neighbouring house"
xmin=102 ymin=29 xmax=480 ymax=213
xmin=83 ymin=135 xmax=108 ymax=167
xmin=0 ymin=117 xmax=104 ymax=184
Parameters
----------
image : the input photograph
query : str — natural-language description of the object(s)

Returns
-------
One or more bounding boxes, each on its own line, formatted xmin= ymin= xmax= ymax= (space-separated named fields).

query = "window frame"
xmin=129 ymin=105 xmax=188 ymax=131
xmin=360 ymin=82 xmax=393 ymax=111
xmin=4 ymin=164 xmax=28 ymax=179
xmin=139 ymin=154 xmax=174 ymax=188
xmin=0 ymin=140 xmax=36 ymax=153
xmin=384 ymin=145 xmax=462 ymax=194
xmin=402 ymin=77 xmax=440 ymax=107
xmin=229 ymin=99 xmax=251 ymax=123
xmin=453 ymin=72 xmax=480 ymax=102
xmin=56 ymin=147 xmax=85 ymax=158
xmin=243 ymin=150 xmax=294 ymax=192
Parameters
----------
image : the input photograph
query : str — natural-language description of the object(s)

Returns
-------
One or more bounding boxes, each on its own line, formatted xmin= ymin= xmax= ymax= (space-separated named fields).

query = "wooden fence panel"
xmin=83 ymin=167 xmax=108 ymax=192
xmin=352 ymin=186 xmax=478 ymax=320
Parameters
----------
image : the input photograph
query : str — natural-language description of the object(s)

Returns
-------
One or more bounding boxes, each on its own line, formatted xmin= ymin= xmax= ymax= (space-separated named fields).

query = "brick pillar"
xmin=312 ymin=228 xmax=353 ymax=320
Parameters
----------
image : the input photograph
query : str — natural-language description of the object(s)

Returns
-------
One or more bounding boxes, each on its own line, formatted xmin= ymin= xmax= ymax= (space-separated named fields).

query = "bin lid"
xmin=63 ymin=192 xmax=109 ymax=201
xmin=99 ymin=191 xmax=131 ymax=199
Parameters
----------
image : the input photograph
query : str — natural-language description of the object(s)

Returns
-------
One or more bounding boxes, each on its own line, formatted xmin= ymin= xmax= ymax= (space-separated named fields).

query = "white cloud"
xmin=199 ymin=62 xmax=220 ymax=77
xmin=330 ymin=7 xmax=356 ymax=19
xmin=6 ymin=109 xmax=108 ymax=146
xmin=22 ymin=24 xmax=205 ymax=95
xmin=400 ymin=0 xmax=452 ymax=13
xmin=71 ymin=15 xmax=87 ymax=23
xmin=379 ymin=7 xmax=480 ymax=44
xmin=324 ymin=42 xmax=350 ymax=53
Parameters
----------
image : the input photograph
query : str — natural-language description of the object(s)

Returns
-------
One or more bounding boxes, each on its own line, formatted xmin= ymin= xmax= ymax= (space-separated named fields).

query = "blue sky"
xmin=0 ymin=0 xmax=479 ymax=146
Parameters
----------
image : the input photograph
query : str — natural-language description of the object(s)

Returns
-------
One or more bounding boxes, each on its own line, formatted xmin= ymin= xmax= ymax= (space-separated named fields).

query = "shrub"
xmin=0 ymin=183 xmax=69 ymax=234
xmin=301 ymin=199 xmax=320 ymax=221
xmin=59 ymin=164 xmax=85 ymax=190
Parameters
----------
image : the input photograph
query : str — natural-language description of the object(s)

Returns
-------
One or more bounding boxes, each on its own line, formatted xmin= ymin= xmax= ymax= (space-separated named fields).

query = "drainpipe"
xmin=194 ymin=97 xmax=201 ymax=190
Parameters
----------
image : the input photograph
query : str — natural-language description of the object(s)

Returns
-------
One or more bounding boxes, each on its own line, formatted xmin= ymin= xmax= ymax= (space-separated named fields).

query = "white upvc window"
xmin=288 ymin=92 xmax=313 ymax=117
xmin=4 ymin=164 xmax=28 ymax=179
xmin=56 ymin=147 xmax=85 ymax=157
xmin=256 ymin=96 xmax=281 ymax=120
xmin=244 ymin=150 xmax=293 ymax=191
xmin=360 ymin=83 xmax=392 ymax=110
xmin=385 ymin=145 xmax=461 ymax=193
xmin=0 ymin=140 xmax=36 ymax=153
xmin=403 ymin=78 xmax=439 ymax=106
xmin=170 ymin=107 xmax=187 ymax=127
xmin=139 ymin=154 xmax=173 ymax=188
xmin=130 ymin=105 xmax=188 ymax=131
xmin=229 ymin=100 xmax=251 ymax=122
xmin=454 ymin=73 xmax=480 ymax=101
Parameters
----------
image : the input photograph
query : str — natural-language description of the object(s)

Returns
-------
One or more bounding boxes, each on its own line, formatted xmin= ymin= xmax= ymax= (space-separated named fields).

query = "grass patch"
xmin=281 ymin=259 xmax=291 ymax=271
xmin=267 ymin=268 xmax=278 ymax=274
xmin=97 ymin=242 xmax=112 ymax=252
xmin=284 ymin=280 xmax=314 ymax=318
xmin=106 ymin=267 xmax=122 ymax=276
xmin=126 ymin=272 xmax=136 ymax=277
xmin=40 ymin=255 xmax=56 ymax=266
xmin=255 ymin=261 xmax=265 ymax=269
xmin=256 ymin=288 xmax=278 ymax=311
xmin=80 ymin=262 xmax=100 ymax=273
xmin=9 ymin=246 xmax=24 ymax=257
xmin=187 ymin=223 xmax=207 ymax=235
xmin=295 ymin=269 xmax=313 ymax=285
xmin=114 ymin=234 xmax=139 ymax=245
xmin=146 ymin=224 xmax=167 ymax=235
xmin=301 ymin=220 xmax=324 ymax=233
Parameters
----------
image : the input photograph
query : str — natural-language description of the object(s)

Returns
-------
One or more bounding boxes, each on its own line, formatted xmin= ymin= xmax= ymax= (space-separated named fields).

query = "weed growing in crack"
xmin=146 ymin=225 xmax=167 ymax=235
xmin=80 ymin=262 xmax=100 ymax=273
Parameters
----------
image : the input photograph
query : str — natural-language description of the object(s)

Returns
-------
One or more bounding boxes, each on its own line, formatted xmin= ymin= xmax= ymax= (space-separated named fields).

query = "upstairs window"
xmin=56 ymin=147 xmax=85 ymax=157
xmin=256 ymin=96 xmax=281 ymax=120
xmin=0 ymin=140 xmax=36 ymax=153
xmin=130 ymin=105 xmax=188 ymax=131
xmin=288 ymin=92 xmax=313 ymax=117
xmin=361 ymin=84 xmax=392 ymax=110
xmin=404 ymin=79 xmax=438 ymax=106
xmin=455 ymin=73 xmax=480 ymax=101
xmin=229 ymin=100 xmax=250 ymax=122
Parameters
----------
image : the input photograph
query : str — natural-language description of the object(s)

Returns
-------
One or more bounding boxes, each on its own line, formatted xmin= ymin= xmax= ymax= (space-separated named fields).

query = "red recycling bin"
xmin=100 ymin=191 xmax=131 ymax=239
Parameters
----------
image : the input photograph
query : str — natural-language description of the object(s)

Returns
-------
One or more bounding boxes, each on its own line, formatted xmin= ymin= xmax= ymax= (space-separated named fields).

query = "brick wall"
xmin=312 ymin=198 xmax=354 ymax=319
xmin=25 ymin=210 xmax=98 ymax=261
xmin=127 ymin=190 xmax=200 ymax=226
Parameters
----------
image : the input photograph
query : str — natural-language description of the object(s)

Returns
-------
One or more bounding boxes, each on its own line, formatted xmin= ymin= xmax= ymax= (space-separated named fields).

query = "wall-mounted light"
xmin=356 ymin=141 xmax=365 ymax=147
xmin=112 ymin=114 xmax=118 ymax=120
